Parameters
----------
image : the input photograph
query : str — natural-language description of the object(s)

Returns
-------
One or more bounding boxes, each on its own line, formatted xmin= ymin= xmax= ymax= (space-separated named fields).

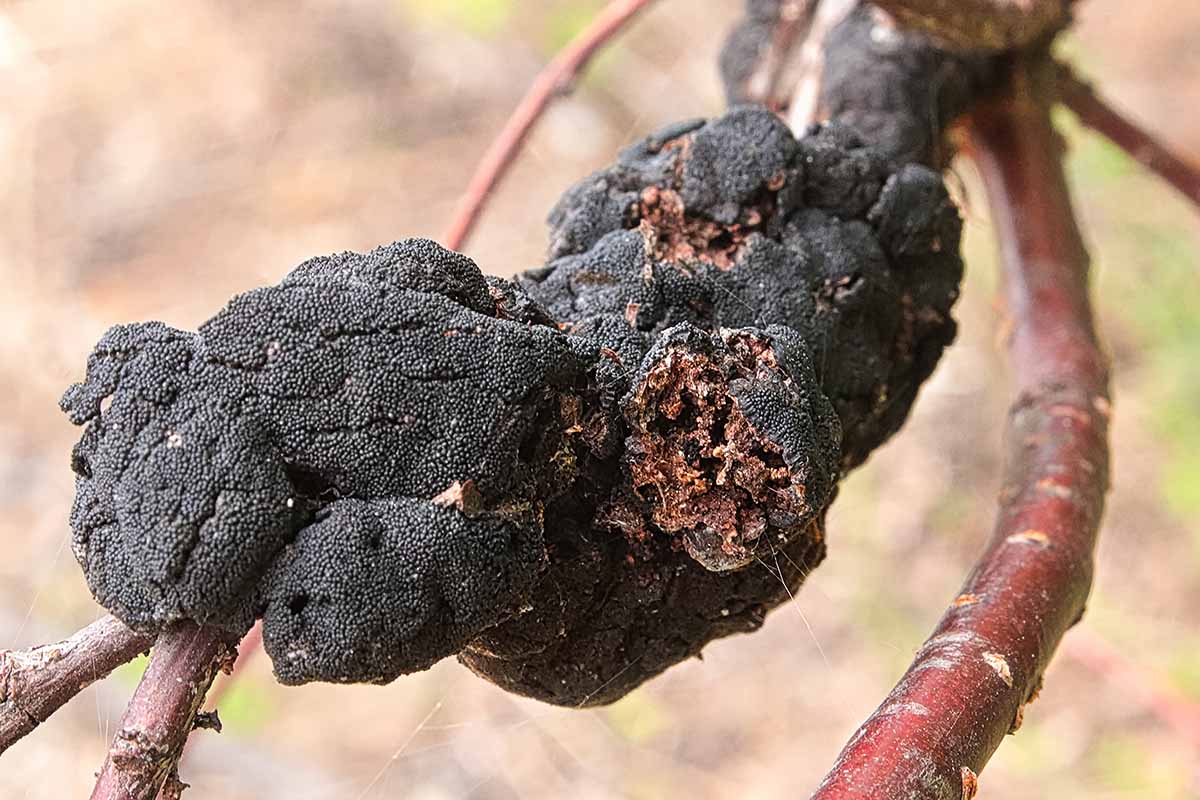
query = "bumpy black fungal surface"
xmin=523 ymin=107 xmax=961 ymax=472
xmin=721 ymin=1 xmax=998 ymax=168
xmin=262 ymin=498 xmax=545 ymax=684
xmin=64 ymin=104 xmax=964 ymax=703
xmin=815 ymin=6 xmax=997 ymax=168
xmin=460 ymin=106 xmax=962 ymax=704
xmin=718 ymin=0 xmax=795 ymax=108
xmin=63 ymin=239 xmax=599 ymax=681
xmin=616 ymin=323 xmax=839 ymax=572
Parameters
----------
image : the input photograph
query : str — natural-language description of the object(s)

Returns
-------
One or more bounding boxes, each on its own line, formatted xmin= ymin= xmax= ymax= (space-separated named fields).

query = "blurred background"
xmin=1 ymin=1 xmax=1198 ymax=797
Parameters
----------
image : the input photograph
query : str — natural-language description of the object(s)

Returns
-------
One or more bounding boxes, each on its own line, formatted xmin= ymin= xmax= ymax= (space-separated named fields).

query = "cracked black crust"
xmin=466 ymin=106 xmax=962 ymax=704
xmin=63 ymin=103 xmax=963 ymax=704
xmin=62 ymin=239 xmax=602 ymax=678
xmin=522 ymin=108 xmax=961 ymax=469
xmin=616 ymin=323 xmax=840 ymax=573
xmin=262 ymin=498 xmax=545 ymax=685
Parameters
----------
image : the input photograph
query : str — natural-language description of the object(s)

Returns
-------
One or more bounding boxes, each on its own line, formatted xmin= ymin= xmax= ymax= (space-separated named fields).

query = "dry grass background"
xmin=1 ymin=1 xmax=1198 ymax=797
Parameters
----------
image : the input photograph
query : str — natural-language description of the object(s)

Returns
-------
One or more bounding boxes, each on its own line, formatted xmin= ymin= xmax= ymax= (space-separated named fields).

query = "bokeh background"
xmin=2 ymin=1 xmax=1198 ymax=797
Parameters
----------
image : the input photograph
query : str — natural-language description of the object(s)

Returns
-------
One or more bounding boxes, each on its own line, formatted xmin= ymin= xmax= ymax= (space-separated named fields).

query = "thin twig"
xmin=0 ymin=615 xmax=153 ymax=755
xmin=870 ymin=0 xmax=1070 ymax=51
xmin=440 ymin=0 xmax=658 ymax=253
xmin=1056 ymin=63 xmax=1200 ymax=211
xmin=814 ymin=56 xmax=1110 ymax=799
xmin=91 ymin=623 xmax=235 ymax=800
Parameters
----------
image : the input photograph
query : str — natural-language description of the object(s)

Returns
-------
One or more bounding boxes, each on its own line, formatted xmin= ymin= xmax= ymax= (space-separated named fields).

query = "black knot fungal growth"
xmin=613 ymin=323 xmax=840 ymax=572
xmin=261 ymin=498 xmax=545 ymax=685
xmin=63 ymin=103 xmax=965 ymax=706
xmin=720 ymin=2 xmax=1000 ymax=169
xmin=461 ymin=105 xmax=962 ymax=705
xmin=62 ymin=239 xmax=604 ymax=679
xmin=520 ymin=106 xmax=962 ymax=470
xmin=814 ymin=5 xmax=998 ymax=169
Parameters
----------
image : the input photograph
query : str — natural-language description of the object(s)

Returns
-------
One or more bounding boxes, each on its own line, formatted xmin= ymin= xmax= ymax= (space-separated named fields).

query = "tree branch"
xmin=0 ymin=615 xmax=153 ymax=754
xmin=91 ymin=623 xmax=235 ymax=800
xmin=440 ymin=0 xmax=658 ymax=252
xmin=1056 ymin=63 xmax=1200 ymax=211
xmin=813 ymin=56 xmax=1110 ymax=799
xmin=869 ymin=0 xmax=1070 ymax=51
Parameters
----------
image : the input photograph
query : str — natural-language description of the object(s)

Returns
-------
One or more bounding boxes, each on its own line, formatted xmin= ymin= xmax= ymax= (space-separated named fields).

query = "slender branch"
xmin=814 ymin=57 xmax=1110 ymax=799
xmin=440 ymin=0 xmax=658 ymax=252
xmin=870 ymin=0 xmax=1070 ymax=51
xmin=1056 ymin=63 xmax=1200 ymax=211
xmin=0 ymin=615 xmax=153 ymax=754
xmin=91 ymin=623 xmax=235 ymax=800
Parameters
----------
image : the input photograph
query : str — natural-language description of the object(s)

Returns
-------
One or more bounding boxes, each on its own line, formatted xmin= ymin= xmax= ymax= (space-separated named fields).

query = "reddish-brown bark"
xmin=812 ymin=58 xmax=1110 ymax=799
xmin=1057 ymin=63 xmax=1200 ymax=211
xmin=440 ymin=0 xmax=658 ymax=252
xmin=90 ymin=623 xmax=235 ymax=800
xmin=0 ymin=615 xmax=153 ymax=754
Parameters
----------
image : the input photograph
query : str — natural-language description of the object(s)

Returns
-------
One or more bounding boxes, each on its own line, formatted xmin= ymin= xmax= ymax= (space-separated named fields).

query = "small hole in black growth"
xmin=288 ymin=593 xmax=309 ymax=614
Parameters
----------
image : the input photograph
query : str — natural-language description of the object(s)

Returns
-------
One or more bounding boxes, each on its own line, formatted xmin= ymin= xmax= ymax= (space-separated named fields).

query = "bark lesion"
xmin=612 ymin=331 xmax=815 ymax=571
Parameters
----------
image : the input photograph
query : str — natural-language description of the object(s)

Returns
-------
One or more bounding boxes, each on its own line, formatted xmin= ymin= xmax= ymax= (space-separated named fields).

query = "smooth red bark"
xmin=813 ymin=59 xmax=1110 ymax=799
